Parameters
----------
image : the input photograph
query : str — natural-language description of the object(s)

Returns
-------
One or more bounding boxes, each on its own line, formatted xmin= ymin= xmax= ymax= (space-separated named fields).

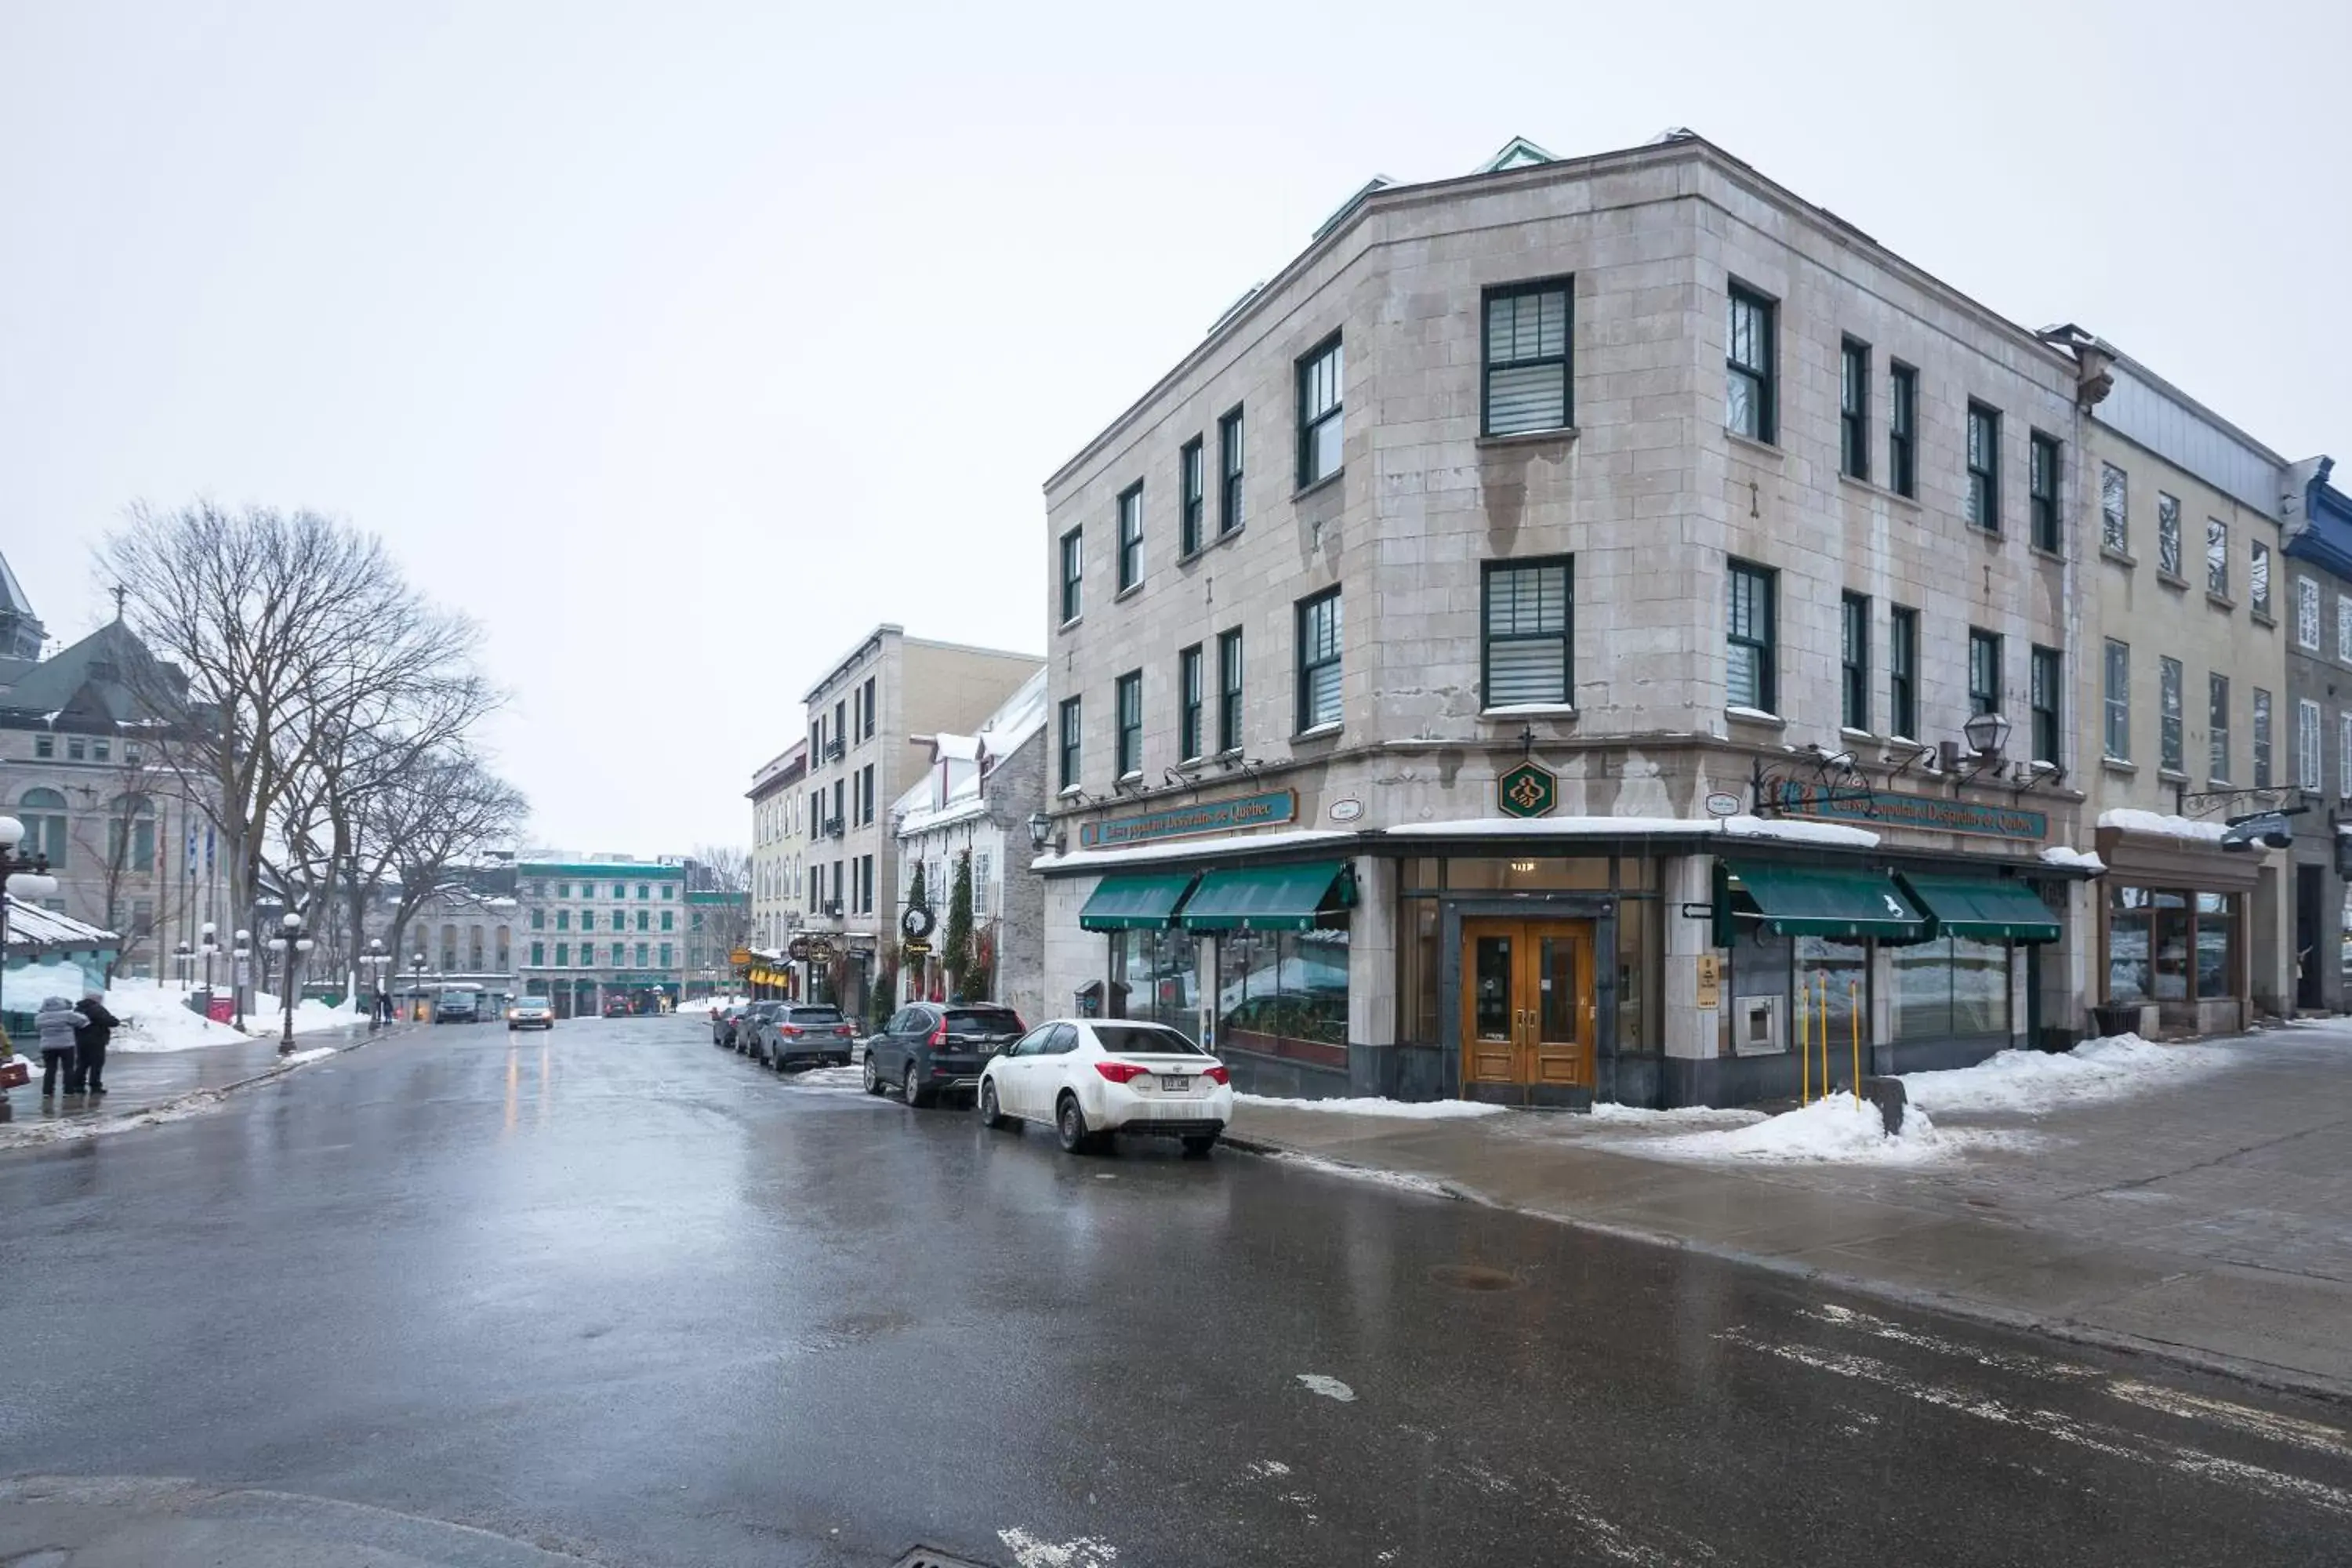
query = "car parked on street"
xmin=862 ymin=1002 xmax=1025 ymax=1107
xmin=976 ymin=1018 xmax=1230 ymax=1156
xmin=730 ymin=1000 xmax=785 ymax=1054
xmin=751 ymin=1004 xmax=858 ymax=1070
xmin=710 ymin=1001 xmax=750 ymax=1047
xmin=506 ymin=997 xmax=554 ymax=1030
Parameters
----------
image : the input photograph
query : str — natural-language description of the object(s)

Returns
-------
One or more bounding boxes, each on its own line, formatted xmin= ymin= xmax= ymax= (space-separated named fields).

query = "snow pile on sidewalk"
xmin=248 ymin=991 xmax=363 ymax=1035
xmin=677 ymin=995 xmax=746 ymax=1015
xmin=1642 ymin=1093 xmax=1947 ymax=1165
xmin=1900 ymin=1032 xmax=2235 ymax=1115
xmin=1238 ymin=1093 xmax=1509 ymax=1120
xmin=1588 ymin=1102 xmax=1768 ymax=1127
xmin=33 ymin=978 xmax=247 ymax=1054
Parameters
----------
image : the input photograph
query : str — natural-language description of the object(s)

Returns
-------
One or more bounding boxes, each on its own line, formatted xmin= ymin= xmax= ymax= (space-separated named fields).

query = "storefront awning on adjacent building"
xmin=1896 ymin=873 xmax=2061 ymax=943
xmin=1178 ymin=861 xmax=1353 ymax=931
xmin=1078 ymin=873 xmax=1200 ymax=931
xmin=1725 ymin=862 xmax=1927 ymax=941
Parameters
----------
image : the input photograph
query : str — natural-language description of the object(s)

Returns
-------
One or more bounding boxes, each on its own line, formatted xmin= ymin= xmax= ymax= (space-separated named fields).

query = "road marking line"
xmin=2105 ymin=1380 xmax=2352 ymax=1461
xmin=1804 ymin=1303 xmax=2100 ymax=1381
xmin=1718 ymin=1329 xmax=2352 ymax=1520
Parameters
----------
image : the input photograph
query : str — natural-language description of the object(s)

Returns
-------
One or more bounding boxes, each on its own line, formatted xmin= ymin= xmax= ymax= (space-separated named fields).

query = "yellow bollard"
xmin=1850 ymin=978 xmax=1863 ymax=1108
xmin=1818 ymin=972 xmax=1831 ymax=1104
xmin=1798 ymin=980 xmax=1809 ymax=1105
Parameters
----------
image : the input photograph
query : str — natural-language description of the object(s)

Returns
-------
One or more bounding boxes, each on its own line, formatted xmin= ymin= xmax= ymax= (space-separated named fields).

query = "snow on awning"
xmin=2 ymin=895 xmax=118 ymax=951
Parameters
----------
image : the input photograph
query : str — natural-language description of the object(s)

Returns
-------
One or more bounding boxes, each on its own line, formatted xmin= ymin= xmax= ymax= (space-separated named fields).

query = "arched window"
xmin=440 ymin=923 xmax=458 ymax=971
xmin=17 ymin=786 xmax=67 ymax=867
xmin=468 ymin=924 xmax=485 ymax=971
xmin=494 ymin=925 xmax=511 ymax=967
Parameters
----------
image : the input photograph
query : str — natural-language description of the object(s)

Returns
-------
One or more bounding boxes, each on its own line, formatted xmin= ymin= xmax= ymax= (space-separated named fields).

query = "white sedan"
xmin=977 ymin=1018 xmax=1232 ymax=1156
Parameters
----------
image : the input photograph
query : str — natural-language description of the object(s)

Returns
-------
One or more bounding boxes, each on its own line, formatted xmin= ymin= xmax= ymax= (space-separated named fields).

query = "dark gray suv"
xmin=862 ymin=1002 xmax=1026 ymax=1107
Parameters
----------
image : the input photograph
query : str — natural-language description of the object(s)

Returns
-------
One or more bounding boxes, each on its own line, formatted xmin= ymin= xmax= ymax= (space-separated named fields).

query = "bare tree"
xmin=101 ymin=502 xmax=496 ymax=972
xmin=64 ymin=754 xmax=184 ymax=982
xmin=688 ymin=845 xmax=753 ymax=989
xmin=357 ymin=752 xmax=528 ymax=967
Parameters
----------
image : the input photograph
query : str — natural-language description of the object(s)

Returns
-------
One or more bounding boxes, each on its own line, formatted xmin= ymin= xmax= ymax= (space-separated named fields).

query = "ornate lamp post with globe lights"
xmin=0 ymin=815 xmax=62 ymax=1123
xmin=198 ymin=921 xmax=219 ymax=993
xmin=267 ymin=911 xmax=314 ymax=1055
xmin=232 ymin=929 xmax=251 ymax=1031
xmin=360 ymin=938 xmax=391 ymax=1029
xmin=412 ymin=951 xmax=428 ymax=1023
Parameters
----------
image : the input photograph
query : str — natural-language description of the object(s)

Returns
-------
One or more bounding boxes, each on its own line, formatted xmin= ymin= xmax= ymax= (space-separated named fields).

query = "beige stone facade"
xmin=748 ymin=741 xmax=806 ymax=952
xmin=794 ymin=626 xmax=1041 ymax=1022
xmin=2063 ymin=340 xmax=2296 ymax=1033
xmin=1037 ymin=133 xmax=2100 ymax=1105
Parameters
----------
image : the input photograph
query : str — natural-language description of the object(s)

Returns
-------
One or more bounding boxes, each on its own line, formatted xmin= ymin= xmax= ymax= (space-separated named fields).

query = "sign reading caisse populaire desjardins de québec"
xmin=1077 ymin=789 xmax=1299 ymax=849
xmin=1769 ymin=780 xmax=2047 ymax=841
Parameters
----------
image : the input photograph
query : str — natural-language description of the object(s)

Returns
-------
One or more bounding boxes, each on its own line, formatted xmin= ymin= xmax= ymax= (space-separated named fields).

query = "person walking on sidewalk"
xmin=67 ymin=987 xmax=120 ymax=1097
xmin=34 ymin=995 xmax=87 ymax=1099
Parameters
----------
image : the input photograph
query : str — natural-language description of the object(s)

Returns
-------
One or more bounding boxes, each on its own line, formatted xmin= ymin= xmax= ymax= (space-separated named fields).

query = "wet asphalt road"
xmin=3 ymin=1016 xmax=2350 ymax=1567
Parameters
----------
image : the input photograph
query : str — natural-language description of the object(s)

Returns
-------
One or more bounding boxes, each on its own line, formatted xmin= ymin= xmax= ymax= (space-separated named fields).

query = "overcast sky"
xmin=5 ymin=1 xmax=2347 ymax=852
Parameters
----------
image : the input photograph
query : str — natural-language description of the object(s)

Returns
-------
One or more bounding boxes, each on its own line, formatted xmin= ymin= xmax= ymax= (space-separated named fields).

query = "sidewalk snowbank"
xmin=249 ymin=990 xmax=364 ymax=1035
xmin=1642 ymin=1094 xmax=1948 ymax=1165
xmin=45 ymin=978 xmax=248 ymax=1054
xmin=1238 ymin=1093 xmax=1508 ymax=1120
xmin=1900 ymin=1033 xmax=2236 ymax=1115
xmin=677 ymin=995 xmax=746 ymax=1015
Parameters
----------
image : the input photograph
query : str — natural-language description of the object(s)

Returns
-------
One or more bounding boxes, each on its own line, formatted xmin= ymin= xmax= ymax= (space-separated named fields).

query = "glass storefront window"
xmin=2197 ymin=892 xmax=2237 ymax=1000
xmin=2111 ymin=886 xmax=2233 ymax=1004
xmin=1795 ymin=936 xmax=1867 ymax=1051
xmin=1893 ymin=936 xmax=2013 ymax=1040
xmin=1615 ymin=898 xmax=1661 ymax=1056
xmin=2153 ymin=907 xmax=2192 ymax=1001
xmin=1110 ymin=930 xmax=1196 ymax=1032
xmin=1951 ymin=935 xmax=2010 ymax=1034
xmin=1217 ymin=927 xmax=1350 ymax=1068
xmin=2110 ymin=887 xmax=2153 ymax=1004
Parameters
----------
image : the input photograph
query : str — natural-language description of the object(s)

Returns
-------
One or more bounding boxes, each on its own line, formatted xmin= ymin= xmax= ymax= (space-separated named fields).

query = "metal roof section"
xmin=1475 ymin=135 xmax=1558 ymax=172
xmin=1310 ymin=174 xmax=1396 ymax=241
xmin=2039 ymin=324 xmax=2290 ymax=520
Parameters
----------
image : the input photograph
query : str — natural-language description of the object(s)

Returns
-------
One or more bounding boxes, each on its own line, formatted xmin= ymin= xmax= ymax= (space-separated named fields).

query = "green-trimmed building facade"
xmin=516 ymin=855 xmax=688 ymax=1018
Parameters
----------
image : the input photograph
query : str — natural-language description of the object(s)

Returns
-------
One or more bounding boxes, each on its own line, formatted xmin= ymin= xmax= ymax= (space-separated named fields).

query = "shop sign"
xmin=1328 ymin=798 xmax=1364 ymax=822
xmin=1770 ymin=780 xmax=2046 ymax=840
xmin=903 ymin=938 xmax=931 ymax=957
xmin=1695 ymin=953 xmax=1722 ymax=1009
xmin=1079 ymin=789 xmax=1298 ymax=849
xmin=728 ymin=947 xmax=753 ymax=967
xmin=1497 ymin=761 xmax=1558 ymax=819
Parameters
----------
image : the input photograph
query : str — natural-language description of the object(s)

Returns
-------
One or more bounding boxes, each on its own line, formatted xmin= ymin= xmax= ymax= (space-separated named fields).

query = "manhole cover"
xmin=1429 ymin=1263 xmax=1522 ymax=1291
xmin=895 ymin=1549 xmax=996 ymax=1568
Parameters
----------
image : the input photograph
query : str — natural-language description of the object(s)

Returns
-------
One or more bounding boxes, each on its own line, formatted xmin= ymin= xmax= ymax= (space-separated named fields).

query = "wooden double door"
xmin=1461 ymin=917 xmax=1597 ymax=1095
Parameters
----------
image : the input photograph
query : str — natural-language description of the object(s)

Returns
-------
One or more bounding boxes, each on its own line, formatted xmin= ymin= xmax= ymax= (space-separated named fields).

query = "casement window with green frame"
xmin=1840 ymin=592 xmax=1870 ymax=731
xmin=1482 ymin=278 xmax=1571 ymax=437
xmin=1889 ymin=605 xmax=1919 ymax=739
xmin=1116 ymin=481 xmax=1145 ymax=592
xmin=1887 ymin=361 xmax=1918 ymax=497
xmin=1115 ymin=670 xmax=1143 ymax=779
xmin=2029 ymin=430 xmax=2062 ymax=554
xmin=1967 ymin=628 xmax=2002 ymax=720
xmin=2030 ymin=644 xmax=2063 ymax=766
xmin=1216 ymin=627 xmax=1244 ymax=753
xmin=1296 ymin=333 xmax=1343 ymax=488
xmin=1965 ymin=401 xmax=2002 ymax=532
xmin=1058 ymin=527 xmax=1083 ymax=623
xmin=1481 ymin=557 xmax=1571 ymax=709
xmin=1177 ymin=644 xmax=1205 ymax=762
xmin=1178 ymin=437 xmax=1206 ymax=557
xmin=1725 ymin=559 xmax=1776 ymax=713
xmin=1295 ymin=588 xmax=1343 ymax=732
xmin=1838 ymin=338 xmax=1870 ymax=481
xmin=1725 ymin=285 xmax=1776 ymax=442
xmin=1217 ymin=405 xmax=1244 ymax=535
xmin=1057 ymin=695 xmax=1082 ymax=790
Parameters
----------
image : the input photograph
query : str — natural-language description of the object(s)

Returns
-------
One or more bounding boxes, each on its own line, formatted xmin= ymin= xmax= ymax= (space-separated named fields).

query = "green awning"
xmin=1178 ymin=861 xmax=1354 ymax=931
xmin=1896 ymin=872 xmax=2061 ymax=943
xmin=1078 ymin=873 xmax=1199 ymax=931
xmin=1727 ymin=862 xmax=1927 ymax=940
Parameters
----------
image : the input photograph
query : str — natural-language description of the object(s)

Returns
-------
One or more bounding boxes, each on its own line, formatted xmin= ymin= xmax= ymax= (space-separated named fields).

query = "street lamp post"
xmin=198 ymin=920 xmax=219 ymax=994
xmin=0 ymin=815 xmax=62 ymax=1123
xmin=360 ymin=938 xmax=390 ymax=1029
xmin=267 ymin=911 xmax=314 ymax=1055
xmin=231 ymin=930 xmax=250 ymax=1031
xmin=412 ymin=952 xmax=427 ymax=1023
xmin=173 ymin=941 xmax=191 ymax=988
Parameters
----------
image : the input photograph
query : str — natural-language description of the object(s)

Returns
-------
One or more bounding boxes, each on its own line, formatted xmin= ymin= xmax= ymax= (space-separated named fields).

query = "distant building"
xmin=683 ymin=854 xmax=751 ymax=1001
xmin=747 ymin=741 xmax=807 ymax=952
xmin=514 ymin=852 xmax=688 ymax=1017
xmin=793 ymin=626 xmax=1041 ymax=1022
xmin=2281 ymin=458 xmax=2352 ymax=1013
xmin=890 ymin=668 xmax=1049 ymax=1024
xmin=0 ymin=562 xmax=219 ymax=979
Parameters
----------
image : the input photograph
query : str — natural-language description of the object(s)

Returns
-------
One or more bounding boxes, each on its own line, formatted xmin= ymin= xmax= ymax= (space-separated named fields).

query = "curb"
xmin=1225 ymin=1128 xmax=2352 ymax=1410
xmin=0 ymin=1023 xmax=416 ymax=1148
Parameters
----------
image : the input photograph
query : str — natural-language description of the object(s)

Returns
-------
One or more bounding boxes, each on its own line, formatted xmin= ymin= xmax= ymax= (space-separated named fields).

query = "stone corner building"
xmin=1035 ymin=131 xmax=2125 ymax=1108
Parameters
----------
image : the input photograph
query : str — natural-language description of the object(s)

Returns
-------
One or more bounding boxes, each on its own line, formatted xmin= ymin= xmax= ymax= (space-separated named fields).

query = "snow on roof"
xmin=3 ymin=894 xmax=118 ymax=949
xmin=1034 ymin=829 xmax=1362 ymax=873
xmin=899 ymin=798 xmax=989 ymax=840
xmin=2040 ymin=846 xmax=2107 ymax=872
xmin=1385 ymin=814 xmax=1880 ymax=848
xmin=2096 ymin=808 xmax=2228 ymax=843
xmin=976 ymin=669 xmax=1049 ymax=764
xmin=933 ymin=733 xmax=982 ymax=762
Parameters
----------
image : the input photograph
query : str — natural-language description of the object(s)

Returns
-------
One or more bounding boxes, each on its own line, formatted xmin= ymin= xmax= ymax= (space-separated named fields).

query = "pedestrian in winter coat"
xmin=34 ymin=996 xmax=88 ymax=1098
xmin=68 ymin=988 xmax=120 ymax=1096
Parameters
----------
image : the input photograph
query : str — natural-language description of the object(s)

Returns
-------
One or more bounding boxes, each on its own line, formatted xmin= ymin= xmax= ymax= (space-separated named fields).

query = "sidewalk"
xmin=0 ymin=1019 xmax=399 ymax=1145
xmin=1225 ymin=1022 xmax=2352 ymax=1402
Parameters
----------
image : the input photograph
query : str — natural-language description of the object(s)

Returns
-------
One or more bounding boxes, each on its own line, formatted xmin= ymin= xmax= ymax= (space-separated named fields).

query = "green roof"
xmin=518 ymin=862 xmax=684 ymax=879
xmin=1896 ymin=873 xmax=2061 ymax=943
xmin=1178 ymin=862 xmax=1353 ymax=932
xmin=1728 ymin=862 xmax=1926 ymax=941
xmin=1079 ymin=873 xmax=1198 ymax=931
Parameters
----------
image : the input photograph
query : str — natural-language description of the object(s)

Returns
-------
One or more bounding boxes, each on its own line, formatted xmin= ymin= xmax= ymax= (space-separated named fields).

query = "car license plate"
xmin=1159 ymin=1076 xmax=1192 ymax=1093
